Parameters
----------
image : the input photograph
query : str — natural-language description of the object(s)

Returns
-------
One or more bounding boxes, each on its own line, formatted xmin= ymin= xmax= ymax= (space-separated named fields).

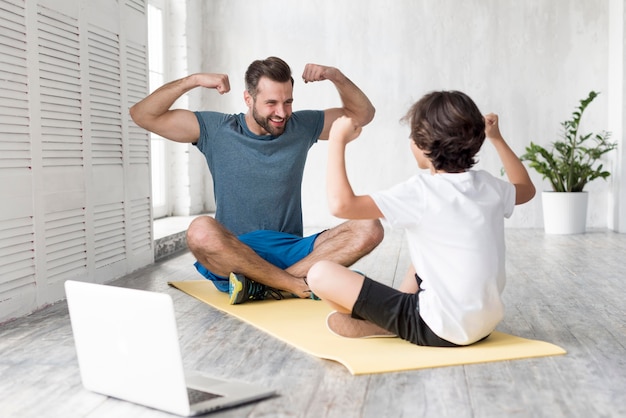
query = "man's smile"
xmin=270 ymin=117 xmax=285 ymax=126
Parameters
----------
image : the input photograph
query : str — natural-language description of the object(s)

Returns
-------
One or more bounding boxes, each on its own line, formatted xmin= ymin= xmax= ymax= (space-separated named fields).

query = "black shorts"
xmin=352 ymin=275 xmax=459 ymax=347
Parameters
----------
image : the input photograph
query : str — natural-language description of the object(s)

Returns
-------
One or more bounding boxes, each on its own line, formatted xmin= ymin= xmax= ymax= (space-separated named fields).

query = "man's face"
xmin=247 ymin=77 xmax=293 ymax=136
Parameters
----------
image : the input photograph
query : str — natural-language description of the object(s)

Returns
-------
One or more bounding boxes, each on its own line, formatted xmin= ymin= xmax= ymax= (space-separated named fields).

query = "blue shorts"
xmin=193 ymin=230 xmax=322 ymax=292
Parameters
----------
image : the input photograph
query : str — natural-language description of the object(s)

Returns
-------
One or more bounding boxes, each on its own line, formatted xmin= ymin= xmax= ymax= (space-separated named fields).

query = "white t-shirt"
xmin=370 ymin=170 xmax=516 ymax=345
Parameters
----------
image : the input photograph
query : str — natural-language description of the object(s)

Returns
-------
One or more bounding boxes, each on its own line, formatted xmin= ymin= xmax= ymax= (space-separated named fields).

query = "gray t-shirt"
xmin=194 ymin=110 xmax=324 ymax=236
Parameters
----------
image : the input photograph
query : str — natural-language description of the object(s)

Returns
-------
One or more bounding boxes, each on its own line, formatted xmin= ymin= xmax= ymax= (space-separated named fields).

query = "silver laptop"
xmin=65 ymin=280 xmax=275 ymax=416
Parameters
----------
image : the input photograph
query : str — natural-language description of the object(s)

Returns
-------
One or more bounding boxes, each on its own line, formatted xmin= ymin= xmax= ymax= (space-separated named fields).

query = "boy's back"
xmin=372 ymin=170 xmax=516 ymax=345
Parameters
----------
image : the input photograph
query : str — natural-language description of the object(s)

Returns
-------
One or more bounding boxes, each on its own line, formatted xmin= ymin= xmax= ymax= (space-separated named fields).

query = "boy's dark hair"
xmin=245 ymin=56 xmax=295 ymax=99
xmin=403 ymin=91 xmax=485 ymax=172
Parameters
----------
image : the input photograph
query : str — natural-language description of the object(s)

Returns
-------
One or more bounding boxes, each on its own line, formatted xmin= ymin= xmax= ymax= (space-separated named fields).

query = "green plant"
xmin=521 ymin=91 xmax=616 ymax=192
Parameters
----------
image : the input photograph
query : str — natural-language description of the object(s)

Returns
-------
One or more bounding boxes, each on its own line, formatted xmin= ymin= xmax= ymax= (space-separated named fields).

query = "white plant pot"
xmin=541 ymin=191 xmax=588 ymax=234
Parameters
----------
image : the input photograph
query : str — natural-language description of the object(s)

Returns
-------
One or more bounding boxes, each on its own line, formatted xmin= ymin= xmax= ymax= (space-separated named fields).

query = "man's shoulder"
xmin=287 ymin=110 xmax=324 ymax=137
xmin=194 ymin=110 xmax=239 ymax=122
xmin=290 ymin=109 xmax=324 ymax=122
xmin=194 ymin=111 xmax=243 ymax=135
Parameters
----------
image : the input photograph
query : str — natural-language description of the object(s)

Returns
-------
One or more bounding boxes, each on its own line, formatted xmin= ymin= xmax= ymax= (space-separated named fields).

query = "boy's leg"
xmin=307 ymin=260 xmax=396 ymax=338
xmin=309 ymin=260 xmax=460 ymax=346
xmin=326 ymin=311 xmax=395 ymax=338
xmin=286 ymin=219 xmax=384 ymax=278
xmin=398 ymin=264 xmax=419 ymax=293
xmin=306 ymin=260 xmax=365 ymax=313
xmin=186 ymin=216 xmax=311 ymax=297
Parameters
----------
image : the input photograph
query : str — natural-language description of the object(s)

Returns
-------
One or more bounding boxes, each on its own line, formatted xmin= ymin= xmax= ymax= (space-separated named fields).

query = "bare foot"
xmin=326 ymin=311 xmax=396 ymax=338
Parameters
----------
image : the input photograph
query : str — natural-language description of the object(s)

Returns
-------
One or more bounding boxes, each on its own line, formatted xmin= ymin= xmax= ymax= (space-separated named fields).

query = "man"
xmin=130 ymin=56 xmax=382 ymax=304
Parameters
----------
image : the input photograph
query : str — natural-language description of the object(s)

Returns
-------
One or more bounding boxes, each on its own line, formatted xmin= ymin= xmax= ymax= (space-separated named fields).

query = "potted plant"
xmin=521 ymin=91 xmax=616 ymax=234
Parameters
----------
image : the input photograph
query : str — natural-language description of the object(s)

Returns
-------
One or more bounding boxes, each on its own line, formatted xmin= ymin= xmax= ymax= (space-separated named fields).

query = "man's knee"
xmin=355 ymin=219 xmax=384 ymax=251
xmin=186 ymin=216 xmax=226 ymax=253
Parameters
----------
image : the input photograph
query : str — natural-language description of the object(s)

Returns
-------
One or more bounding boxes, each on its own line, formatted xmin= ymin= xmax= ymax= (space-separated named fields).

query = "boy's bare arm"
xmin=327 ymin=117 xmax=383 ymax=219
xmin=484 ymin=113 xmax=536 ymax=204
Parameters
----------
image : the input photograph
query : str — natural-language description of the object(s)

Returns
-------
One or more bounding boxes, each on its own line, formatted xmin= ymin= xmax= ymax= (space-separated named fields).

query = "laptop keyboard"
xmin=187 ymin=387 xmax=223 ymax=404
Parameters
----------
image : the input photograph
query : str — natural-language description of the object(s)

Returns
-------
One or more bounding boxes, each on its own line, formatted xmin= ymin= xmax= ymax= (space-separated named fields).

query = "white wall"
xmin=180 ymin=0 xmax=620 ymax=230
xmin=609 ymin=0 xmax=626 ymax=232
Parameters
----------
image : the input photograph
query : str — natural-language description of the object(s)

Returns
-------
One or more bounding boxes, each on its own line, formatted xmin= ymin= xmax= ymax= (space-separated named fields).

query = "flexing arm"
xmin=326 ymin=117 xmax=383 ymax=219
xmin=484 ymin=113 xmax=536 ymax=205
xmin=302 ymin=64 xmax=375 ymax=140
xmin=129 ymin=73 xmax=230 ymax=143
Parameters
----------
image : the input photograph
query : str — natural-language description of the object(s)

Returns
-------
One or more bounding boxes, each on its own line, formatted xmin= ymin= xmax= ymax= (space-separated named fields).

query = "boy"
xmin=307 ymin=91 xmax=535 ymax=346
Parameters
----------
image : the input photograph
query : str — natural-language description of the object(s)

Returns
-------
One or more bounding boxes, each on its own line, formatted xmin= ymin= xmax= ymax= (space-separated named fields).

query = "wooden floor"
xmin=1 ymin=228 xmax=624 ymax=418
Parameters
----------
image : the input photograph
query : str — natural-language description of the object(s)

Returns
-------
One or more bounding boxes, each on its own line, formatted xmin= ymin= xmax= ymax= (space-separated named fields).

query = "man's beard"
xmin=252 ymin=106 xmax=289 ymax=137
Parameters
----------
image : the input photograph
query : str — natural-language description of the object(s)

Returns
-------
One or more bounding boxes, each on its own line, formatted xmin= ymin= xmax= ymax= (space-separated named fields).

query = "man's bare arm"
xmin=301 ymin=64 xmax=375 ymax=140
xmin=129 ymin=73 xmax=230 ymax=143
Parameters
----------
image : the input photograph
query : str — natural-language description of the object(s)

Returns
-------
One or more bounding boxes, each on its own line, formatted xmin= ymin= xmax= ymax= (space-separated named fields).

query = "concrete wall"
xmin=181 ymin=0 xmax=618 ymax=230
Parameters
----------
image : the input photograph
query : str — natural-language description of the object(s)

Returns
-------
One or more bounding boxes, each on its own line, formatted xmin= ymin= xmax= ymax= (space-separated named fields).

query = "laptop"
xmin=64 ymin=280 xmax=275 ymax=416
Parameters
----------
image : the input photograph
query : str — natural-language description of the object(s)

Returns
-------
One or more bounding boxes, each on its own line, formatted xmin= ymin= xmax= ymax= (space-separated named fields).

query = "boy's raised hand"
xmin=484 ymin=113 xmax=503 ymax=142
xmin=483 ymin=112 xmax=536 ymax=204
xmin=329 ymin=116 xmax=362 ymax=145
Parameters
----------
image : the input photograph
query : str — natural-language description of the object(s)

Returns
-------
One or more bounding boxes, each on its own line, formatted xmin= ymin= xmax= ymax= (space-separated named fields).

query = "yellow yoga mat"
xmin=169 ymin=280 xmax=566 ymax=375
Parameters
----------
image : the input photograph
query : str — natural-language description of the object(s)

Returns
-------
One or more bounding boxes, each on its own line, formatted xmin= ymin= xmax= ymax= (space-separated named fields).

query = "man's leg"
xmin=186 ymin=216 xmax=310 ymax=297
xmin=286 ymin=219 xmax=384 ymax=278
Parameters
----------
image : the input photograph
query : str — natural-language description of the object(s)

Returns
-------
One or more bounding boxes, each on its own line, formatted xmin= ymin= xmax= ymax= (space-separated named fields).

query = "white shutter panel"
xmin=44 ymin=209 xmax=87 ymax=282
xmin=88 ymin=25 xmax=122 ymax=166
xmin=37 ymin=6 xmax=82 ymax=167
xmin=127 ymin=40 xmax=150 ymax=165
xmin=0 ymin=0 xmax=151 ymax=322
xmin=130 ymin=197 xmax=151 ymax=253
xmin=126 ymin=39 xmax=152 ymax=258
xmin=88 ymin=24 xmax=126 ymax=271
xmin=37 ymin=4 xmax=87 ymax=285
xmin=93 ymin=202 xmax=126 ymax=268
xmin=0 ymin=0 xmax=36 ymax=317
xmin=125 ymin=0 xmax=145 ymax=14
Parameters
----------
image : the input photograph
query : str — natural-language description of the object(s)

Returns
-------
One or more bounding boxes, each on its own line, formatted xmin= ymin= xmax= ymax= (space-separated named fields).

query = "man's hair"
xmin=402 ymin=91 xmax=485 ymax=172
xmin=245 ymin=56 xmax=294 ymax=98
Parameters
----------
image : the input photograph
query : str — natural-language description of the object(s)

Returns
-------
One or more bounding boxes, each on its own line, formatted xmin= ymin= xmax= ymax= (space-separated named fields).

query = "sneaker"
xmin=326 ymin=311 xmax=396 ymax=338
xmin=302 ymin=277 xmax=320 ymax=300
xmin=228 ymin=272 xmax=282 ymax=305
xmin=308 ymin=291 xmax=320 ymax=301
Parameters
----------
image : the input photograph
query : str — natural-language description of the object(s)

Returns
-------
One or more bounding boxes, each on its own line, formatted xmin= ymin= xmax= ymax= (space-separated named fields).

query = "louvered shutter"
xmin=0 ymin=0 xmax=151 ymax=322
